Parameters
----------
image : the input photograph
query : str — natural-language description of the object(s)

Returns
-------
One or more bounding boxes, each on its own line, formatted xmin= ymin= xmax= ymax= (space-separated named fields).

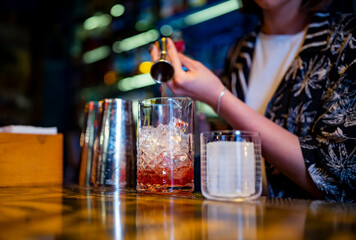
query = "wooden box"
xmin=0 ymin=133 xmax=63 ymax=186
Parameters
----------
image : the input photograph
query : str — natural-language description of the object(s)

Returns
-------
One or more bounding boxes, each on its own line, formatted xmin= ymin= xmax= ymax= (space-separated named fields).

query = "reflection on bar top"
xmin=0 ymin=185 xmax=355 ymax=240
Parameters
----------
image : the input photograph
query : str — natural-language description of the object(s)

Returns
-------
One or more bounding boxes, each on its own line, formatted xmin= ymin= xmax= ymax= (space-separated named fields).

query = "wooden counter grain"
xmin=0 ymin=185 xmax=355 ymax=240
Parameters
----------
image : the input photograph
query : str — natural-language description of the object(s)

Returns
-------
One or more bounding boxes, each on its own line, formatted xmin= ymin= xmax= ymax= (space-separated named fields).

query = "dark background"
xmin=0 ymin=0 xmax=355 ymax=183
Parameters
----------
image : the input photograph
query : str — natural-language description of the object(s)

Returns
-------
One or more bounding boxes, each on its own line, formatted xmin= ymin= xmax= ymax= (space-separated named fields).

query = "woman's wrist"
xmin=205 ymin=85 xmax=227 ymax=114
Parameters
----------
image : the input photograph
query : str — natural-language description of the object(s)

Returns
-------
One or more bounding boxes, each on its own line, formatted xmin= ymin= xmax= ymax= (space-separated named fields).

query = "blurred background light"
xmin=138 ymin=61 xmax=153 ymax=74
xmin=196 ymin=101 xmax=218 ymax=117
xmin=83 ymin=46 xmax=111 ymax=64
xmin=110 ymin=4 xmax=125 ymax=17
xmin=188 ymin=0 xmax=207 ymax=7
xmin=84 ymin=13 xmax=112 ymax=31
xmin=104 ymin=70 xmax=117 ymax=85
xmin=184 ymin=0 xmax=241 ymax=26
xmin=111 ymin=1 xmax=241 ymax=53
xmin=135 ymin=19 xmax=151 ymax=31
xmin=112 ymin=29 xmax=159 ymax=53
xmin=160 ymin=24 xmax=173 ymax=36
xmin=117 ymin=73 xmax=155 ymax=91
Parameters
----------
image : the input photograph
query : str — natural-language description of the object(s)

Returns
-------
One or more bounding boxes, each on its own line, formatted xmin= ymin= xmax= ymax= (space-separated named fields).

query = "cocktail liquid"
xmin=137 ymin=118 xmax=194 ymax=193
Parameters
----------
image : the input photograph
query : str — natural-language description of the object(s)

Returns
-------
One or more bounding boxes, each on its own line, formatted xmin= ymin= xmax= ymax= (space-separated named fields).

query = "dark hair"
xmin=239 ymin=0 xmax=333 ymax=15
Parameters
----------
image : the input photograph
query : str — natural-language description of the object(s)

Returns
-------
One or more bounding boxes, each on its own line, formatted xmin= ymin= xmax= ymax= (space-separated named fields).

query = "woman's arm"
xmin=150 ymin=38 xmax=322 ymax=197
xmin=218 ymin=90 xmax=321 ymax=197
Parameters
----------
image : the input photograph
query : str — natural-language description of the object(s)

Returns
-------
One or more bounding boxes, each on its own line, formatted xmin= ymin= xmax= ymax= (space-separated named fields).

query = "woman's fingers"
xmin=149 ymin=43 xmax=160 ymax=62
xmin=150 ymin=38 xmax=185 ymax=74
xmin=177 ymin=53 xmax=197 ymax=70
xmin=150 ymin=37 xmax=200 ymax=97
xmin=165 ymin=38 xmax=183 ymax=71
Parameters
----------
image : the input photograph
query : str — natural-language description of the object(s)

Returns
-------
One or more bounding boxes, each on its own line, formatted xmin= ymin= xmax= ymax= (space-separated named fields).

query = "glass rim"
xmin=200 ymin=130 xmax=260 ymax=137
xmin=138 ymin=97 xmax=193 ymax=105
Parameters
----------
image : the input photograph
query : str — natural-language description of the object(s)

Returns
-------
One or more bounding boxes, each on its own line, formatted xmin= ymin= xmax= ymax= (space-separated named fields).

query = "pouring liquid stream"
xmin=161 ymin=82 xmax=167 ymax=97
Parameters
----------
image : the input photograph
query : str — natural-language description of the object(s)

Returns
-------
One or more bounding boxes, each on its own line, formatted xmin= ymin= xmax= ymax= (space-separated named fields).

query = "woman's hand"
xmin=150 ymin=38 xmax=225 ymax=110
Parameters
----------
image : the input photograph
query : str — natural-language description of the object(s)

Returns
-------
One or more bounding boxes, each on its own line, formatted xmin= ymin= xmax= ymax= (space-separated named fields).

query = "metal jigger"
xmin=150 ymin=37 xmax=174 ymax=83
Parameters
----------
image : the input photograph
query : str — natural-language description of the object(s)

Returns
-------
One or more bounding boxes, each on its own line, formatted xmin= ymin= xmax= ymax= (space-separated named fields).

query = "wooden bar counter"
xmin=0 ymin=185 xmax=355 ymax=240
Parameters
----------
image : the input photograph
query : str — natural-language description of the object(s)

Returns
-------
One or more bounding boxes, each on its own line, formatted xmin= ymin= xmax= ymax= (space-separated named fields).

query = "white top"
xmin=245 ymin=29 xmax=306 ymax=115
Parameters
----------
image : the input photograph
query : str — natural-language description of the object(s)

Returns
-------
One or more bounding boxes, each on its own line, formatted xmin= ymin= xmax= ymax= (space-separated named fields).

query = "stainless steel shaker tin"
xmin=79 ymin=100 xmax=103 ymax=186
xmin=91 ymin=98 xmax=136 ymax=189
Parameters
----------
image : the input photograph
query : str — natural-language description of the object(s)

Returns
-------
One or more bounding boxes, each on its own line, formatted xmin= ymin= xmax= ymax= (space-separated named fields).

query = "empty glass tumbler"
xmin=137 ymin=97 xmax=194 ymax=193
xmin=200 ymin=130 xmax=262 ymax=201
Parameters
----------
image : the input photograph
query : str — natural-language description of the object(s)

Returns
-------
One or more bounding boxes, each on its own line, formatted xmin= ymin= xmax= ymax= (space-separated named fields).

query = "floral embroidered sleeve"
xmin=221 ymin=12 xmax=356 ymax=201
xmin=300 ymin=26 xmax=356 ymax=202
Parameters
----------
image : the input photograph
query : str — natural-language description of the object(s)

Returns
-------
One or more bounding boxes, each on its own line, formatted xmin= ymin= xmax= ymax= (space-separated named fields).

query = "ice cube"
xmin=138 ymin=120 xmax=192 ymax=164
xmin=179 ymin=134 xmax=192 ymax=153
xmin=173 ymin=152 xmax=192 ymax=168
xmin=154 ymin=151 xmax=173 ymax=178
xmin=138 ymin=149 xmax=154 ymax=169
xmin=170 ymin=117 xmax=188 ymax=135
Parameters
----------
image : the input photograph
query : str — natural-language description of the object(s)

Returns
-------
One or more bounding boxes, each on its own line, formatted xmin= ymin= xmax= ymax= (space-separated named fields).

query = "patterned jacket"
xmin=221 ymin=12 xmax=356 ymax=202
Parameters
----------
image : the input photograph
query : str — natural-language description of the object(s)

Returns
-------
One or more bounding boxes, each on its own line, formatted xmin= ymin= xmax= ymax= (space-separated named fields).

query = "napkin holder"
xmin=0 ymin=131 xmax=63 ymax=187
